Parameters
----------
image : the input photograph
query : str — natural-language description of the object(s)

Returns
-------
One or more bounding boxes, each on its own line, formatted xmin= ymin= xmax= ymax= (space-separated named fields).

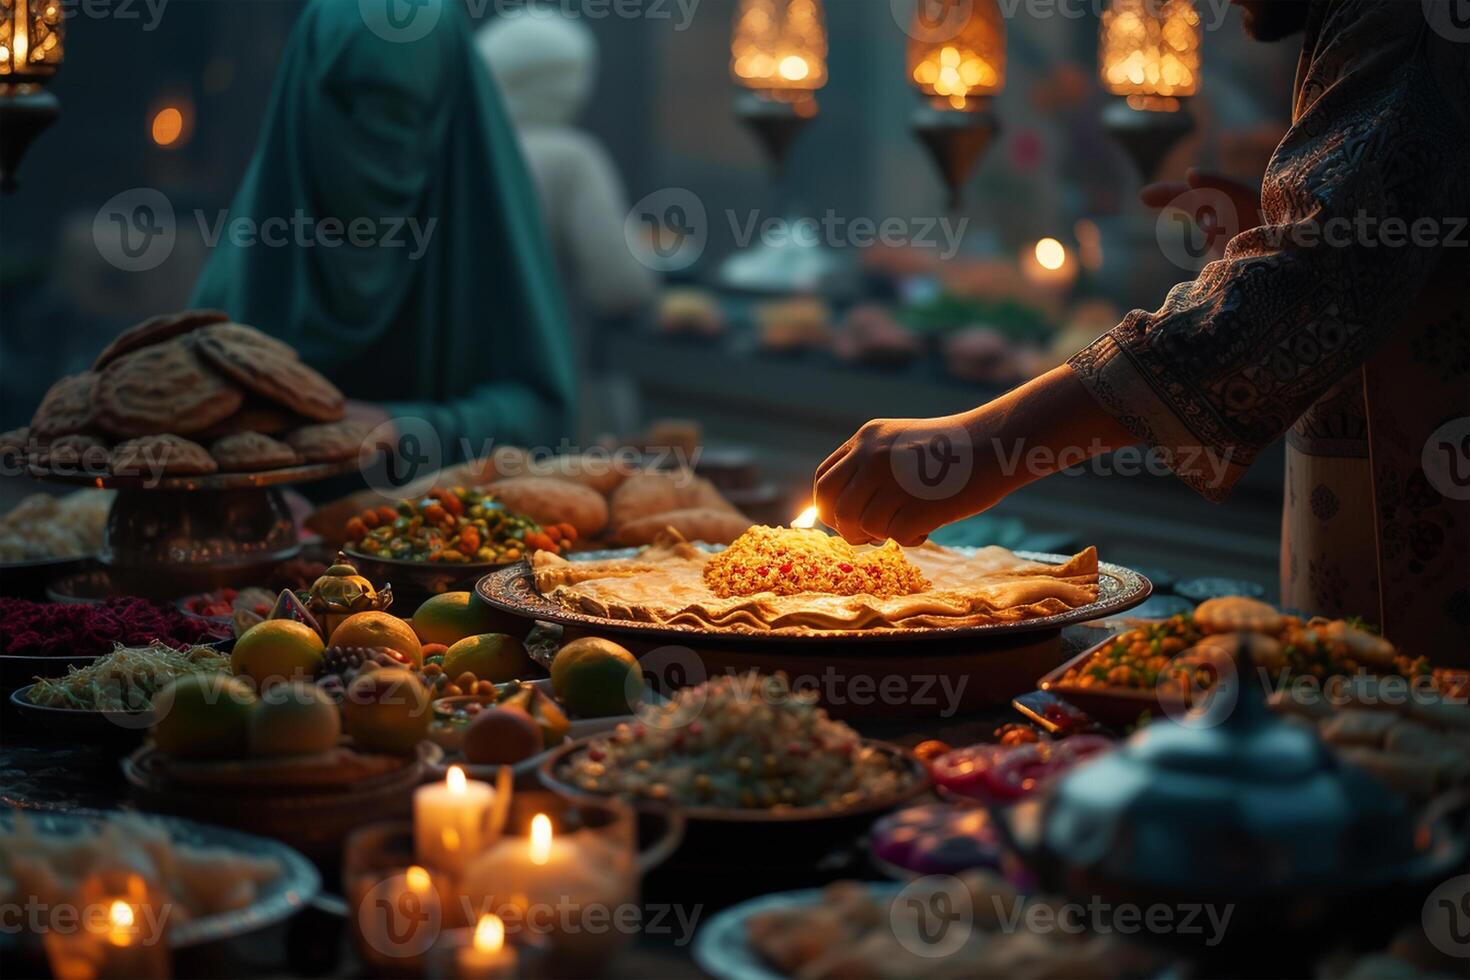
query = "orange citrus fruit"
xmin=329 ymin=611 xmax=423 ymax=668
xmin=231 ymin=619 xmax=326 ymax=689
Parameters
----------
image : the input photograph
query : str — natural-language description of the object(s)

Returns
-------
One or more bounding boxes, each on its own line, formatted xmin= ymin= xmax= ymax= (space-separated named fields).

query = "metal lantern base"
xmin=1102 ymin=97 xmax=1196 ymax=181
xmin=0 ymin=85 xmax=59 ymax=193
xmin=911 ymin=101 xmax=1000 ymax=212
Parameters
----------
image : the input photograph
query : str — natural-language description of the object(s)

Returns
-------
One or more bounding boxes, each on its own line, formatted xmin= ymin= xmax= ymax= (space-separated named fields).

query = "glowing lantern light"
xmin=0 ymin=0 xmax=65 ymax=191
xmin=731 ymin=0 xmax=828 ymax=99
xmin=1098 ymin=0 xmax=1201 ymax=178
xmin=1099 ymin=0 xmax=1201 ymax=111
xmin=905 ymin=0 xmax=1006 ymax=210
xmin=907 ymin=0 xmax=1005 ymax=112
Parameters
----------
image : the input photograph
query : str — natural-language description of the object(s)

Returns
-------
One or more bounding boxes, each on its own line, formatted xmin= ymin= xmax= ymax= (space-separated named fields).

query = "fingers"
xmin=813 ymin=448 xmax=858 ymax=530
xmin=832 ymin=481 xmax=880 ymax=545
xmin=814 ymin=438 xmax=851 ymax=485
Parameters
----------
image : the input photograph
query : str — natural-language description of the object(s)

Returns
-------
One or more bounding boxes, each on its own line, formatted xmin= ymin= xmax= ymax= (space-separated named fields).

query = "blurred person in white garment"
xmin=478 ymin=9 xmax=655 ymax=441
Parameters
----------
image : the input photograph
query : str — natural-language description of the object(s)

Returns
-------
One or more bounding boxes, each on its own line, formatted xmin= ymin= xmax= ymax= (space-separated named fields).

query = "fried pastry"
xmin=487 ymin=476 xmax=609 ymax=538
xmin=608 ymin=470 xmax=737 ymax=529
xmin=31 ymin=434 xmax=110 ymax=472
xmin=110 ymin=434 xmax=218 ymax=477
xmin=30 ymin=373 xmax=100 ymax=439
xmin=210 ymin=432 xmax=300 ymax=472
xmin=92 ymin=341 xmax=244 ymax=438
xmin=191 ymin=323 xmax=345 ymax=422
xmin=92 ymin=309 xmax=230 ymax=370
xmin=284 ymin=421 xmax=372 ymax=463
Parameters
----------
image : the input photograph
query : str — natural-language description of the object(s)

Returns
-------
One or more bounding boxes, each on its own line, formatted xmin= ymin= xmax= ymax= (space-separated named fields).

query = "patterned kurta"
xmin=1071 ymin=1 xmax=1469 ymax=663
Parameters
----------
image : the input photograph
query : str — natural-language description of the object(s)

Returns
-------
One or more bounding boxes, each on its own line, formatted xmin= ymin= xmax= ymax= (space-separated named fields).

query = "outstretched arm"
xmin=814 ymin=366 xmax=1136 ymax=546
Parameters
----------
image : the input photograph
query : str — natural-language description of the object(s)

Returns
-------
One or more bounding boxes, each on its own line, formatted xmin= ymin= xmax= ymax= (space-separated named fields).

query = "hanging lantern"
xmin=0 ymin=0 xmax=65 ymax=192
xmin=1098 ymin=0 xmax=1200 ymax=179
xmin=729 ymin=0 xmax=828 ymax=172
xmin=731 ymin=0 xmax=828 ymax=100
xmin=906 ymin=0 xmax=1005 ymax=211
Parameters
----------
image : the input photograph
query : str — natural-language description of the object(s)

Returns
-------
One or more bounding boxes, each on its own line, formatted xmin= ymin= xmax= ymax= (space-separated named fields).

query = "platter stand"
xmin=26 ymin=458 xmax=365 ymax=600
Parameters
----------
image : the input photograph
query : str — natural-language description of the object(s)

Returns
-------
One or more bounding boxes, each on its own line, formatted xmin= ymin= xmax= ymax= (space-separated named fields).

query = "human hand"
xmin=1141 ymin=168 xmax=1263 ymax=260
xmin=813 ymin=414 xmax=994 ymax=547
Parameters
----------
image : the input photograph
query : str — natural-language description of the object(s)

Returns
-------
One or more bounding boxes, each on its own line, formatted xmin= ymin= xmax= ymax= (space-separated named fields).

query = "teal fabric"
xmin=192 ymin=0 xmax=575 ymax=460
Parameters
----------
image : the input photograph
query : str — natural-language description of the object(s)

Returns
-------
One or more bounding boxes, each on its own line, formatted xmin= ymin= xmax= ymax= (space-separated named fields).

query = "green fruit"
xmin=341 ymin=667 xmax=431 ymax=755
xmin=462 ymin=705 xmax=543 ymax=765
xmin=550 ymin=637 xmax=642 ymax=718
xmin=232 ymin=619 xmax=326 ymax=690
xmin=152 ymin=674 xmax=258 ymax=759
xmin=443 ymin=634 xmax=535 ymax=685
xmin=412 ymin=592 xmax=517 ymax=646
xmin=248 ymin=682 xmax=341 ymax=757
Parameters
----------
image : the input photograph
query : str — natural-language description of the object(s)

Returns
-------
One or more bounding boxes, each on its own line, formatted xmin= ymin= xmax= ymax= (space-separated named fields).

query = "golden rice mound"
xmin=703 ymin=526 xmax=930 ymax=599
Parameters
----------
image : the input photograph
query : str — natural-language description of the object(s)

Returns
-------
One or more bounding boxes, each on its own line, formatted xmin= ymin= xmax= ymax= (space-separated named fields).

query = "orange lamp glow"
xmin=907 ymin=0 xmax=1005 ymax=111
xmin=731 ymin=0 xmax=828 ymax=97
xmin=0 ymin=0 xmax=64 ymax=80
xmin=1099 ymin=0 xmax=1201 ymax=111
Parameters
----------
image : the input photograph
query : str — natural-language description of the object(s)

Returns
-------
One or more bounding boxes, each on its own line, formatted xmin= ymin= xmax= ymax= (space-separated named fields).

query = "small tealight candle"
xmin=46 ymin=895 xmax=171 ymax=980
xmin=415 ymin=765 xmax=495 ymax=872
xmin=456 ymin=914 xmax=518 ymax=980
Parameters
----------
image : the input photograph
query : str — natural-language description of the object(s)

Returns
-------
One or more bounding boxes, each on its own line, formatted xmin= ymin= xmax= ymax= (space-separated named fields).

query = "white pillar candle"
xmin=455 ymin=914 xmax=519 ymax=980
xmin=414 ymin=765 xmax=495 ymax=872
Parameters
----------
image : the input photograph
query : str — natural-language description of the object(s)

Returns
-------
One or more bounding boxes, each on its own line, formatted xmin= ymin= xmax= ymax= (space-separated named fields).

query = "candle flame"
xmin=1035 ymin=238 xmax=1067 ymax=271
xmin=109 ymin=901 xmax=134 ymax=930
xmin=474 ymin=913 xmax=506 ymax=954
xmin=406 ymin=865 xmax=432 ymax=892
xmin=792 ymin=505 xmax=818 ymax=529
xmin=447 ymin=765 xmax=467 ymax=795
xmin=529 ymin=814 xmax=552 ymax=866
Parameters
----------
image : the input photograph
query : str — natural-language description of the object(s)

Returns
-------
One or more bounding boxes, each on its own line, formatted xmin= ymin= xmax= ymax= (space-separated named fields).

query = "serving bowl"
xmin=343 ymin=547 xmax=510 ymax=611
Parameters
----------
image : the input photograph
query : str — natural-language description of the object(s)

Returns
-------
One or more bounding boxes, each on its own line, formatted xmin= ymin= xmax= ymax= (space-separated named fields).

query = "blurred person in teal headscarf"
xmin=192 ymin=0 xmax=575 ymax=461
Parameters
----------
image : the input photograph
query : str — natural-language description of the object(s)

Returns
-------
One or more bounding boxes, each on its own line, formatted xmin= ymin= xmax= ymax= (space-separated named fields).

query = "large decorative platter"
xmin=0 ymin=809 xmax=319 ymax=948
xmin=476 ymin=548 xmax=1151 ymax=646
xmin=27 ymin=456 xmax=364 ymax=492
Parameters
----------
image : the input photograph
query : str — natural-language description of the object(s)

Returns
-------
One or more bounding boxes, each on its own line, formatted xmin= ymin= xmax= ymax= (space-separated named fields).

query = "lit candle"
xmin=415 ymin=765 xmax=496 ymax=872
xmin=462 ymin=814 xmax=632 ymax=968
xmin=350 ymin=864 xmax=443 ymax=971
xmin=1021 ymin=237 xmax=1078 ymax=290
xmin=791 ymin=505 xmax=819 ymax=529
xmin=456 ymin=914 xmax=518 ymax=980
xmin=45 ymin=894 xmax=171 ymax=980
